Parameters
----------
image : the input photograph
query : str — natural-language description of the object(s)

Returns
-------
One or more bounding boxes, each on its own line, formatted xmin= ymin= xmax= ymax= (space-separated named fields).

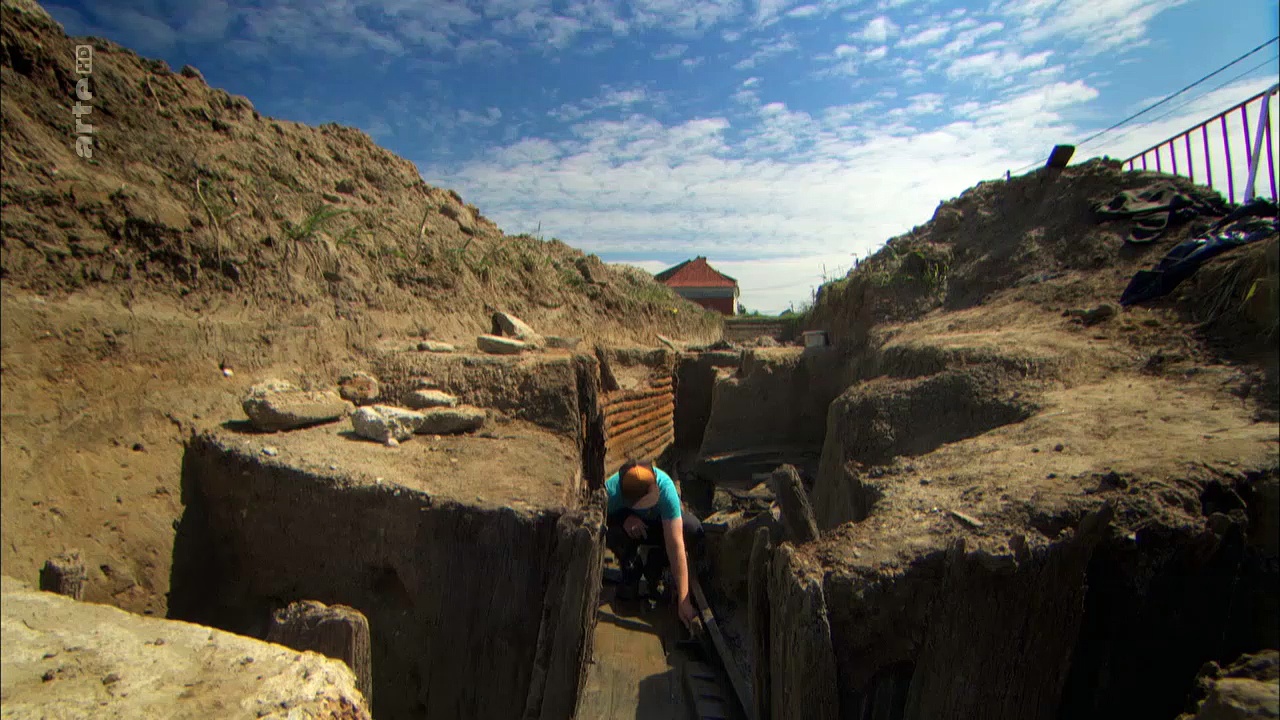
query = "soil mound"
xmin=0 ymin=0 xmax=718 ymax=342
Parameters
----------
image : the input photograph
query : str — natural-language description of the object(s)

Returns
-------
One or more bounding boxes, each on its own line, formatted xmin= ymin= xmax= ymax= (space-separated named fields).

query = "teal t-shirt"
xmin=605 ymin=467 xmax=682 ymax=522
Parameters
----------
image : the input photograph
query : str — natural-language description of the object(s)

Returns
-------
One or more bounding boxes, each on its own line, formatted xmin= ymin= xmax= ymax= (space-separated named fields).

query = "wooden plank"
xmin=605 ymin=414 xmax=672 ymax=455
xmin=601 ymin=384 xmax=673 ymax=409
xmin=605 ymin=429 xmax=674 ymax=474
xmin=691 ymin=574 xmax=755 ymax=720
xmin=604 ymin=399 xmax=675 ymax=433
xmin=609 ymin=422 xmax=680 ymax=468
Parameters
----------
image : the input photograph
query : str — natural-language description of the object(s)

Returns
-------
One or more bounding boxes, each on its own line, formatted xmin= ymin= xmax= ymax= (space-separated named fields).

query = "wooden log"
xmin=599 ymin=388 xmax=673 ymax=413
xmin=769 ymin=465 xmax=819 ymax=544
xmin=267 ymin=600 xmax=373 ymax=706
xmin=604 ymin=403 xmax=674 ymax=438
xmin=602 ymin=399 xmax=674 ymax=433
xmin=39 ymin=550 xmax=86 ymax=600
xmin=606 ymin=422 xmax=675 ymax=468
xmin=748 ymin=527 xmax=772 ymax=720
xmin=605 ymin=428 xmax=674 ymax=475
xmin=605 ymin=407 xmax=671 ymax=448
xmin=605 ymin=417 xmax=672 ymax=461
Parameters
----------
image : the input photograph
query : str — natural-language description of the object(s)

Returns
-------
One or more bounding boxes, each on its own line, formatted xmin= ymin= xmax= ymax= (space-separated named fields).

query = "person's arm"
xmin=663 ymin=517 xmax=695 ymax=627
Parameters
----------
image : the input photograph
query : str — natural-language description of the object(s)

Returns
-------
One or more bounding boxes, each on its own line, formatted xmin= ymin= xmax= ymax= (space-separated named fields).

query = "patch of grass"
xmin=281 ymin=204 xmax=349 ymax=244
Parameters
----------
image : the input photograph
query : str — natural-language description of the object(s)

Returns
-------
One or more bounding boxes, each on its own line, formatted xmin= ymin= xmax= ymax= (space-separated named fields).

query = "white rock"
xmin=417 ymin=340 xmax=456 ymax=353
xmin=491 ymin=311 xmax=544 ymax=347
xmin=350 ymin=405 xmax=425 ymax=443
xmin=403 ymin=389 xmax=459 ymax=410
xmin=242 ymin=380 xmax=353 ymax=432
xmin=414 ymin=406 xmax=486 ymax=435
xmin=477 ymin=334 xmax=527 ymax=355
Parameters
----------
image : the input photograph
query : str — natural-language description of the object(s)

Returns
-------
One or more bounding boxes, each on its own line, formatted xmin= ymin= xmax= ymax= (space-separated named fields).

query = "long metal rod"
xmin=1185 ymin=133 xmax=1195 ymax=182
xmin=1203 ymin=124 xmax=1214 ymax=187
xmin=1243 ymin=86 xmax=1275 ymax=201
xmin=1266 ymin=119 xmax=1277 ymax=201
xmin=1222 ymin=115 xmax=1235 ymax=203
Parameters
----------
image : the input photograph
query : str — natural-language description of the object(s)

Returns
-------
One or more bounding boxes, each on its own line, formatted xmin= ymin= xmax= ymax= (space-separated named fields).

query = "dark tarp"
xmin=1119 ymin=199 xmax=1278 ymax=307
xmin=1094 ymin=182 xmax=1230 ymax=243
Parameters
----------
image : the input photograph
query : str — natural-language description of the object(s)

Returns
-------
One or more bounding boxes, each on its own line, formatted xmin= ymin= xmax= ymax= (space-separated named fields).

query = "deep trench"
xmin=164 ymin=346 xmax=1278 ymax=720
xmin=675 ymin=346 xmax=1279 ymax=720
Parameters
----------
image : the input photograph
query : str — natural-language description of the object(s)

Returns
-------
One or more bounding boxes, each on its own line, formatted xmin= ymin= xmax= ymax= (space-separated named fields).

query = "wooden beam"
xmin=691 ymin=572 xmax=756 ymax=720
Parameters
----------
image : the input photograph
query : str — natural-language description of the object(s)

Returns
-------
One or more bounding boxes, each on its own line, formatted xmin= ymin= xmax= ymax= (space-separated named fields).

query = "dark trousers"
xmin=605 ymin=507 xmax=704 ymax=576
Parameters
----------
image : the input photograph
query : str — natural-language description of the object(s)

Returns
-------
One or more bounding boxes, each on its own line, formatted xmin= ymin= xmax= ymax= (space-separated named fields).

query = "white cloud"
xmin=682 ymin=56 xmax=705 ymax=68
xmin=865 ymin=45 xmax=888 ymax=61
xmin=424 ymin=81 xmax=1104 ymax=312
xmin=733 ymin=35 xmax=799 ymax=69
xmin=938 ymin=20 xmax=1003 ymax=56
xmin=458 ymin=107 xmax=503 ymax=126
xmin=742 ymin=76 xmax=762 ymax=88
xmin=898 ymin=24 xmax=949 ymax=47
xmin=947 ymin=49 xmax=1052 ymax=80
xmin=998 ymin=0 xmax=1189 ymax=53
xmin=786 ymin=4 xmax=821 ymax=18
xmin=653 ymin=43 xmax=688 ymax=59
xmin=551 ymin=86 xmax=657 ymax=121
xmin=855 ymin=15 xmax=899 ymax=43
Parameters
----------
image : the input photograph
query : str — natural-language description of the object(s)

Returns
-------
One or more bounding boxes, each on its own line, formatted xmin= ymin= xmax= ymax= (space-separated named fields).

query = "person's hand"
xmin=677 ymin=596 xmax=697 ymax=630
xmin=624 ymin=515 xmax=647 ymax=539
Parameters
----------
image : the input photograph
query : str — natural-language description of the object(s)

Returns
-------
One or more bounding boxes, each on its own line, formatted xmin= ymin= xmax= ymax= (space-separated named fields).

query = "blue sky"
xmin=47 ymin=0 xmax=1280 ymax=313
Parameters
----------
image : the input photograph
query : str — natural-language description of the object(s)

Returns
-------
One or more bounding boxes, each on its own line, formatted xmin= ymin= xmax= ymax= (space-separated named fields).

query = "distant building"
xmin=655 ymin=256 xmax=740 ymax=316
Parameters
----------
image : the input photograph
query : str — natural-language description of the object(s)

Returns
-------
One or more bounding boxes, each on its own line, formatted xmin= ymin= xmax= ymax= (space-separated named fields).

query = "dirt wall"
xmin=374 ymin=352 xmax=584 ymax=439
xmin=812 ymin=365 xmax=1040 ymax=529
xmin=756 ymin=468 xmax=1280 ymax=720
xmin=699 ymin=347 xmax=855 ymax=458
xmin=170 ymin=433 xmax=604 ymax=720
xmin=673 ymin=351 xmax=741 ymax=454
xmin=595 ymin=347 xmax=676 ymax=473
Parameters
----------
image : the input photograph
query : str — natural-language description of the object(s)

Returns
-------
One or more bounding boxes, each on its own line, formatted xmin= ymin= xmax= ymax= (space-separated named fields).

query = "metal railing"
xmin=1124 ymin=84 xmax=1279 ymax=204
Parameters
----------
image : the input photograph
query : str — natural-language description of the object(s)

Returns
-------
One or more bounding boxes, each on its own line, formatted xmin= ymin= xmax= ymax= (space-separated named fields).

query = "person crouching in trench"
xmin=604 ymin=459 xmax=703 ymax=631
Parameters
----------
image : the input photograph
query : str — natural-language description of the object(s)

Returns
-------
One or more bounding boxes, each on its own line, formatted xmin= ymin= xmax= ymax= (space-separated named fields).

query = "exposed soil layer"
xmin=683 ymin=162 xmax=1280 ymax=720
xmin=1 ymin=575 xmax=372 ymax=720
xmin=0 ymin=0 xmax=717 ymax=618
xmin=170 ymin=424 xmax=603 ymax=720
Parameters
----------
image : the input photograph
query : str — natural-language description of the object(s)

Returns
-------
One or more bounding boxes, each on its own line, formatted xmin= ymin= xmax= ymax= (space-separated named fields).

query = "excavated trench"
xmin=675 ymin=342 xmax=1279 ymax=720
xmin=166 ymin=348 xmax=688 ymax=720
xmin=163 ymin=339 xmax=1277 ymax=720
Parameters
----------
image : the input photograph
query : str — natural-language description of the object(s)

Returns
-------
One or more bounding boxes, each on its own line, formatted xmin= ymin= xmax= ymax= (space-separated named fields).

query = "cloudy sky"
xmin=49 ymin=0 xmax=1280 ymax=312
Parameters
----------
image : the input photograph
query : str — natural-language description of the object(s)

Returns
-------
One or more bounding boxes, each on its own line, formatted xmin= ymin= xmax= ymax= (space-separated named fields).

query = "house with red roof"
xmin=655 ymin=256 xmax=740 ymax=316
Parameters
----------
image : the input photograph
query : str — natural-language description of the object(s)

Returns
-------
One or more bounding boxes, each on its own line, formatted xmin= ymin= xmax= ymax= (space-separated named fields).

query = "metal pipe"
xmin=1185 ymin=133 xmax=1194 ymax=182
xmin=1266 ymin=118 xmax=1277 ymax=201
xmin=1243 ymin=85 xmax=1277 ymax=202
xmin=1203 ymin=124 xmax=1213 ymax=187
xmin=1222 ymin=115 xmax=1235 ymax=203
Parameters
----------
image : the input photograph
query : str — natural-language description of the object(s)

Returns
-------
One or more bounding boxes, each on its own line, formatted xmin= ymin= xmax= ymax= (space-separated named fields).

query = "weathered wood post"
xmin=39 ymin=550 xmax=86 ymax=600
xmin=769 ymin=465 xmax=819 ymax=544
xmin=267 ymin=600 xmax=373 ymax=706
xmin=748 ymin=526 xmax=773 ymax=720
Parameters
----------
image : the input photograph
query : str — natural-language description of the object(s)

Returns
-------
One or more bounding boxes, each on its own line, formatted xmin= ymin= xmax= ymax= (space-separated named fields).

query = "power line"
xmin=1075 ymin=35 xmax=1278 ymax=150
xmin=1009 ymin=36 xmax=1280 ymax=174
xmin=1098 ymin=55 xmax=1279 ymax=152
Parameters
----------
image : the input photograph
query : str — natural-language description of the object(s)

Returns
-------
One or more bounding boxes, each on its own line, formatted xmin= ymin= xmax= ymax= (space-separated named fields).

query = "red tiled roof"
xmin=655 ymin=256 xmax=738 ymax=288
